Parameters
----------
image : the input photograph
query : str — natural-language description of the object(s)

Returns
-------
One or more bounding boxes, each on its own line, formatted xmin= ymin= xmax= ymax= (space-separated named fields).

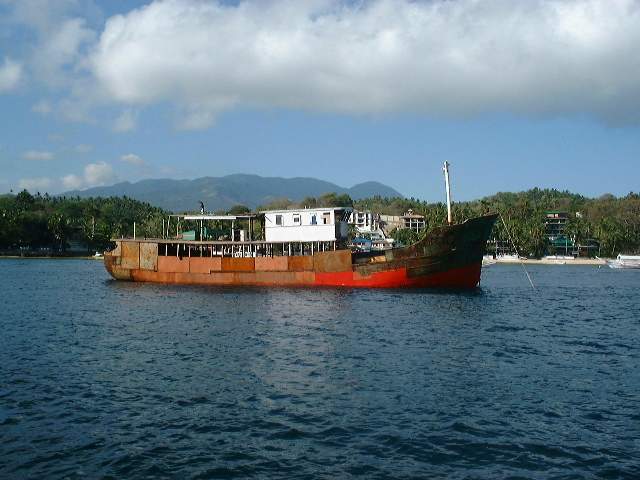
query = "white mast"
xmin=443 ymin=161 xmax=453 ymax=225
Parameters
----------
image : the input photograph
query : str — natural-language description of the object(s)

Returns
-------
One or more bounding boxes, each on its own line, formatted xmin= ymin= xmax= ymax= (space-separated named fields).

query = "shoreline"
xmin=489 ymin=257 xmax=608 ymax=266
xmin=2 ymin=255 xmax=609 ymax=265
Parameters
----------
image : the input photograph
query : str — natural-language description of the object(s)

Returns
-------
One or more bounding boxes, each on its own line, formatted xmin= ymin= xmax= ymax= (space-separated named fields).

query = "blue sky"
xmin=1 ymin=0 xmax=639 ymax=202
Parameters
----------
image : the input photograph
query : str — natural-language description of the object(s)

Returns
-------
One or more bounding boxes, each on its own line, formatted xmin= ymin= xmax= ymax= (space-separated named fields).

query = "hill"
xmin=63 ymin=174 xmax=402 ymax=212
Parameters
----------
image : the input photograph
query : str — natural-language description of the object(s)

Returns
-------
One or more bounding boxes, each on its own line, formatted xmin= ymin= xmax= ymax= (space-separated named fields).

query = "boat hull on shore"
xmin=104 ymin=214 xmax=497 ymax=289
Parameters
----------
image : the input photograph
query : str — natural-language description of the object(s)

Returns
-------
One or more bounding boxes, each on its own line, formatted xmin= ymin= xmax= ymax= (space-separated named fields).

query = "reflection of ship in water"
xmin=104 ymin=163 xmax=497 ymax=289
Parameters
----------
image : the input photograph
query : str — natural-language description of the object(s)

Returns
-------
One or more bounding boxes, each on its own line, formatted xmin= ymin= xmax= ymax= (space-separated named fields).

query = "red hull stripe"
xmin=315 ymin=262 xmax=482 ymax=288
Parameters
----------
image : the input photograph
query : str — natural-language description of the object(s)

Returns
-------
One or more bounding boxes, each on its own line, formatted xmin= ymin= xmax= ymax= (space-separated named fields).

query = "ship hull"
xmin=104 ymin=214 xmax=497 ymax=289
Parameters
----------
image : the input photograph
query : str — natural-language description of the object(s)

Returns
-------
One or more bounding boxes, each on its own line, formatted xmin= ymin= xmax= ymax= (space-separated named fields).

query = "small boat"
xmin=607 ymin=254 xmax=640 ymax=269
xmin=482 ymin=255 xmax=497 ymax=267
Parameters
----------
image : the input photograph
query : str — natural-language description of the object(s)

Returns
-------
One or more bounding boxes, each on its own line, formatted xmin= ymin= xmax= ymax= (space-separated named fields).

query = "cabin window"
xmin=322 ymin=212 xmax=331 ymax=224
xmin=311 ymin=214 xmax=317 ymax=225
xmin=293 ymin=214 xmax=301 ymax=225
xmin=275 ymin=214 xmax=283 ymax=226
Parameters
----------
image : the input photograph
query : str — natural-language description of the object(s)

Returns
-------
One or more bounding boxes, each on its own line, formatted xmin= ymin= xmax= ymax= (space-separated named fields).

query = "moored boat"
xmin=104 ymin=213 xmax=497 ymax=289
xmin=104 ymin=163 xmax=498 ymax=289
xmin=607 ymin=254 xmax=640 ymax=269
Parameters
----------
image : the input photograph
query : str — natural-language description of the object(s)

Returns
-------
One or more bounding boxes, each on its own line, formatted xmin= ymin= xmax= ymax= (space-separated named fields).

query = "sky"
xmin=1 ymin=0 xmax=639 ymax=202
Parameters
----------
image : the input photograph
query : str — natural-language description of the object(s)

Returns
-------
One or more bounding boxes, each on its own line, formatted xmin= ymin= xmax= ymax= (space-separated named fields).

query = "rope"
xmin=499 ymin=213 xmax=535 ymax=290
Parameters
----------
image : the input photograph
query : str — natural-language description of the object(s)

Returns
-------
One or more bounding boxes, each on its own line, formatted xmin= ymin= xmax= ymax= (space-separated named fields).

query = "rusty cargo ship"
xmin=104 ymin=164 xmax=497 ymax=289
xmin=104 ymin=211 xmax=497 ymax=289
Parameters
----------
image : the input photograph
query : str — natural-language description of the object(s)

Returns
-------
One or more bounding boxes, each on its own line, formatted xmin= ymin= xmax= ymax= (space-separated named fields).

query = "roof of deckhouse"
xmin=170 ymin=214 xmax=262 ymax=221
xmin=262 ymin=206 xmax=353 ymax=214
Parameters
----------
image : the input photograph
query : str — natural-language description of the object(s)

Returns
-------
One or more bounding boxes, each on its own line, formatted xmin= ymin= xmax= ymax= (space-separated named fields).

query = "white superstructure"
xmin=263 ymin=207 xmax=352 ymax=242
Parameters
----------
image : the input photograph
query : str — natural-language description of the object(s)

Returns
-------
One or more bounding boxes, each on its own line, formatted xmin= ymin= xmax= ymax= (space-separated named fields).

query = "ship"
xmin=104 ymin=163 xmax=498 ymax=289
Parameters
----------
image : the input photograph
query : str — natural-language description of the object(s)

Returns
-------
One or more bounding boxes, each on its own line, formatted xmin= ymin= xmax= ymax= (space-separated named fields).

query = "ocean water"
xmin=1 ymin=259 xmax=639 ymax=479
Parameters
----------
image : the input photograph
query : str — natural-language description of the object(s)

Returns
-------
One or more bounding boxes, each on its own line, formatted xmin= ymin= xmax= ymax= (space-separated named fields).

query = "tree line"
xmin=0 ymin=191 xmax=166 ymax=254
xmin=1 ymin=188 xmax=639 ymax=257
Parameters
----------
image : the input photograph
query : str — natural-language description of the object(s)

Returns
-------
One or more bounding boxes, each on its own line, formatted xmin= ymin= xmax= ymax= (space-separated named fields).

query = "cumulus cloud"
xmin=61 ymin=174 xmax=84 ymax=190
xmin=120 ymin=153 xmax=145 ymax=166
xmin=61 ymin=161 xmax=116 ymax=190
xmin=22 ymin=150 xmax=54 ymax=161
xmin=18 ymin=177 xmax=53 ymax=192
xmin=86 ymin=0 xmax=640 ymax=127
xmin=32 ymin=17 xmax=95 ymax=86
xmin=4 ymin=0 xmax=96 ymax=88
xmin=0 ymin=57 xmax=22 ymax=92
xmin=84 ymin=161 xmax=115 ymax=185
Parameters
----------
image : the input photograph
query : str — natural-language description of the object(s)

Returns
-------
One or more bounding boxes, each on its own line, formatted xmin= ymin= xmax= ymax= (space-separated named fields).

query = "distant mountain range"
xmin=63 ymin=174 xmax=403 ymax=212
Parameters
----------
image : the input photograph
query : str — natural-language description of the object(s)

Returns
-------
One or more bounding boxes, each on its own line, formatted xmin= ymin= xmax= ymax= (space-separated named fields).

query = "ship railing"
xmin=112 ymin=238 xmax=341 ymax=258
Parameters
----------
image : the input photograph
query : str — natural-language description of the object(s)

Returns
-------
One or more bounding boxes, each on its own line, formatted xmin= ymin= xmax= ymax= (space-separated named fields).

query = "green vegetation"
xmin=0 ymin=191 xmax=166 ymax=254
xmin=2 ymin=187 xmax=639 ymax=257
xmin=353 ymin=189 xmax=640 ymax=257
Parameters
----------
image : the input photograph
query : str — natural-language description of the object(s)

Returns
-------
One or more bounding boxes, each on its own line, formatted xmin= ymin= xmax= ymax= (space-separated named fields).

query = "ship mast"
xmin=443 ymin=161 xmax=453 ymax=225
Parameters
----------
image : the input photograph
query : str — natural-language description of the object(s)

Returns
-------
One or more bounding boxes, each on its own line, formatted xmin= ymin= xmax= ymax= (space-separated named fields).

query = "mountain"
xmin=62 ymin=174 xmax=403 ymax=212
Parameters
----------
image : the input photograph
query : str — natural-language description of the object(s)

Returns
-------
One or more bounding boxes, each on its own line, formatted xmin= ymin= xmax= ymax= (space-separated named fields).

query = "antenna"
xmin=443 ymin=161 xmax=453 ymax=225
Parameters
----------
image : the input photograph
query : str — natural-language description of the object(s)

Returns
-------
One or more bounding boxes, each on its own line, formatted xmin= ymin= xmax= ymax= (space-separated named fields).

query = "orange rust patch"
xmin=312 ymin=250 xmax=352 ymax=273
xmin=121 ymin=241 xmax=140 ymax=270
xmin=189 ymin=257 xmax=222 ymax=273
xmin=254 ymin=256 xmax=289 ymax=271
xmin=158 ymin=256 xmax=189 ymax=273
xmin=287 ymin=255 xmax=313 ymax=271
xmin=221 ymin=257 xmax=255 ymax=271
xmin=131 ymin=269 xmax=316 ymax=286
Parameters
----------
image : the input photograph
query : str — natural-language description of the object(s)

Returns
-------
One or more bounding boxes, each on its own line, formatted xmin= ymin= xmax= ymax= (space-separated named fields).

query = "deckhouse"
xmin=263 ymin=207 xmax=352 ymax=242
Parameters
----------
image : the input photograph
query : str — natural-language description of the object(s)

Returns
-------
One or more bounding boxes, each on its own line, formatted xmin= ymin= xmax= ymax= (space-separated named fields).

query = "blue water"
xmin=1 ymin=259 xmax=639 ymax=479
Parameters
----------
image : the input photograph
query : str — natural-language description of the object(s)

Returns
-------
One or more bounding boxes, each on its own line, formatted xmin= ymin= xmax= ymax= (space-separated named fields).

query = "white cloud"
xmin=0 ymin=57 xmax=22 ymax=92
xmin=4 ymin=0 xmax=96 ymax=88
xmin=113 ymin=109 xmax=137 ymax=132
xmin=120 ymin=153 xmax=145 ymax=166
xmin=87 ymin=0 xmax=640 ymax=126
xmin=32 ymin=17 xmax=95 ymax=86
xmin=61 ymin=161 xmax=116 ymax=190
xmin=18 ymin=177 xmax=53 ymax=192
xmin=22 ymin=150 xmax=54 ymax=161
xmin=61 ymin=174 xmax=84 ymax=190
xmin=84 ymin=161 xmax=115 ymax=185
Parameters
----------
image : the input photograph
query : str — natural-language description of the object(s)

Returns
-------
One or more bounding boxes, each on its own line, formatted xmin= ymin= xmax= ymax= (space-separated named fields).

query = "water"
xmin=1 ymin=259 xmax=639 ymax=479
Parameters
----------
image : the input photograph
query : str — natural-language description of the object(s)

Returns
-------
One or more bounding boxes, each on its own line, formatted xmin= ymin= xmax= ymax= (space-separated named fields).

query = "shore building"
xmin=348 ymin=210 xmax=395 ymax=251
xmin=544 ymin=211 xmax=575 ymax=256
xmin=379 ymin=209 xmax=426 ymax=234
